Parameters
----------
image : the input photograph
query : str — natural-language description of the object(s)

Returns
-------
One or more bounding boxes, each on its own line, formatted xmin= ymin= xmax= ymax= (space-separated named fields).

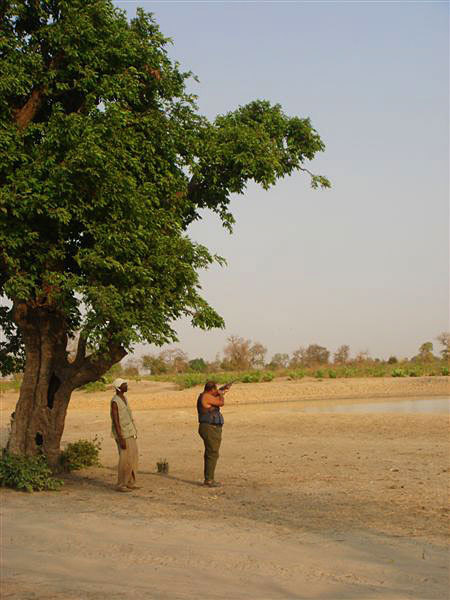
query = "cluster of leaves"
xmin=0 ymin=452 xmax=62 ymax=492
xmin=0 ymin=1 xmax=329 ymax=376
xmin=59 ymin=436 xmax=102 ymax=471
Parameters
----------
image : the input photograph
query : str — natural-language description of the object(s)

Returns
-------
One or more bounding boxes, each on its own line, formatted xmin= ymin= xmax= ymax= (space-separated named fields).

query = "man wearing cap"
xmin=110 ymin=378 xmax=139 ymax=492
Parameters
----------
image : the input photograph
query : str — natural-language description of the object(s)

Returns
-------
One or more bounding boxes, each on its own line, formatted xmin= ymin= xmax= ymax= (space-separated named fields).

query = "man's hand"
xmin=119 ymin=437 xmax=127 ymax=450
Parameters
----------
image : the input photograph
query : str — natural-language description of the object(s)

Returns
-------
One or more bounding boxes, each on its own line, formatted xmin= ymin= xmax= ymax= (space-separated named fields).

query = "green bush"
xmin=391 ymin=368 xmax=406 ymax=377
xmin=441 ymin=366 xmax=449 ymax=376
xmin=0 ymin=452 xmax=63 ymax=492
xmin=59 ymin=437 xmax=102 ymax=472
xmin=328 ymin=369 xmax=337 ymax=379
xmin=314 ymin=369 xmax=325 ymax=379
xmin=261 ymin=372 xmax=274 ymax=382
xmin=81 ymin=380 xmax=106 ymax=393
xmin=287 ymin=370 xmax=305 ymax=380
xmin=241 ymin=372 xmax=261 ymax=383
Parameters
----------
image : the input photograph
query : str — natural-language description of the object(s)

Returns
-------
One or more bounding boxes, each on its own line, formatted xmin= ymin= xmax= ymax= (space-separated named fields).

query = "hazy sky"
xmin=116 ymin=0 xmax=449 ymax=362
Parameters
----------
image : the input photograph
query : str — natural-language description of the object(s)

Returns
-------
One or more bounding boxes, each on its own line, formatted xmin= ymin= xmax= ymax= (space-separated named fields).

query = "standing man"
xmin=197 ymin=381 xmax=230 ymax=487
xmin=110 ymin=378 xmax=139 ymax=492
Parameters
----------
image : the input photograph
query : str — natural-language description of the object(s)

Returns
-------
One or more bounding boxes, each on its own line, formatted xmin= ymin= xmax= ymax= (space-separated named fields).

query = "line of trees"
xmin=136 ymin=333 xmax=450 ymax=375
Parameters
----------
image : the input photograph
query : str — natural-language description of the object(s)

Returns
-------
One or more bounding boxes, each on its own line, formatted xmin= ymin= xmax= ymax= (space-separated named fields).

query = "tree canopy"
xmin=0 ymin=0 xmax=330 ymax=378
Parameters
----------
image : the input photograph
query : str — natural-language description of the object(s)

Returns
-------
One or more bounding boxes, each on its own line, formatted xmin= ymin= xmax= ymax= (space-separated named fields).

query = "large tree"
xmin=0 ymin=0 xmax=330 ymax=463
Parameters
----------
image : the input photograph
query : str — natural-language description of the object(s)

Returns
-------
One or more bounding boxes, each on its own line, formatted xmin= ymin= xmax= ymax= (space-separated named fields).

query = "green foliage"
xmin=241 ymin=372 xmax=261 ymax=383
xmin=0 ymin=1 xmax=329 ymax=377
xmin=81 ymin=380 xmax=106 ymax=393
xmin=188 ymin=358 xmax=207 ymax=372
xmin=287 ymin=370 xmax=305 ymax=380
xmin=59 ymin=437 xmax=102 ymax=471
xmin=261 ymin=371 xmax=275 ymax=382
xmin=387 ymin=356 xmax=398 ymax=364
xmin=314 ymin=369 xmax=325 ymax=379
xmin=441 ymin=366 xmax=449 ymax=376
xmin=0 ymin=452 xmax=63 ymax=492
xmin=328 ymin=369 xmax=337 ymax=378
xmin=391 ymin=368 xmax=407 ymax=378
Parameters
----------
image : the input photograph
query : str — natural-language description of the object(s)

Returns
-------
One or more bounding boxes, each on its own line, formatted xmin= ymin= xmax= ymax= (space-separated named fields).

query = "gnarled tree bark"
xmin=8 ymin=302 xmax=126 ymax=466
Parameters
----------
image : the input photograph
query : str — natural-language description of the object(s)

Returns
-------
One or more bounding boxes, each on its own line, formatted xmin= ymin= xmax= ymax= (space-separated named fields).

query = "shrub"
xmin=391 ymin=368 xmax=406 ymax=377
xmin=314 ymin=369 xmax=325 ymax=379
xmin=328 ymin=369 xmax=337 ymax=379
xmin=81 ymin=380 xmax=106 ymax=393
xmin=241 ymin=372 xmax=261 ymax=383
xmin=441 ymin=366 xmax=449 ymax=376
xmin=261 ymin=372 xmax=274 ymax=382
xmin=59 ymin=437 xmax=102 ymax=472
xmin=0 ymin=452 xmax=63 ymax=492
xmin=288 ymin=370 xmax=305 ymax=380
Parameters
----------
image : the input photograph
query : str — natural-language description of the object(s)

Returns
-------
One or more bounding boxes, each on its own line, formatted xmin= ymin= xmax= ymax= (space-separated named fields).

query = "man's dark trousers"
xmin=198 ymin=423 xmax=222 ymax=481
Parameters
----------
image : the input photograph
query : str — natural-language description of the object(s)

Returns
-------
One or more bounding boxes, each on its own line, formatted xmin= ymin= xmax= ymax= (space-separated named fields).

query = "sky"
xmin=115 ymin=0 xmax=449 ymax=362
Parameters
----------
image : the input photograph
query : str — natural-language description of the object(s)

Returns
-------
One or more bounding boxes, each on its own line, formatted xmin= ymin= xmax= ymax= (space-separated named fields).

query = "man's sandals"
xmin=203 ymin=480 xmax=221 ymax=488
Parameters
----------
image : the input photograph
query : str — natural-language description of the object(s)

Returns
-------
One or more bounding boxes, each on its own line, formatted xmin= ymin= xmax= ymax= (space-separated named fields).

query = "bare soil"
xmin=1 ymin=377 xmax=449 ymax=599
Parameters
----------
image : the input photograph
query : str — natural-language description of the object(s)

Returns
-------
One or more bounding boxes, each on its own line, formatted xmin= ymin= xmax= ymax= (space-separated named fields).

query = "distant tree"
xmin=223 ymin=336 xmax=252 ymax=370
xmin=387 ymin=356 xmax=398 ymax=364
xmin=121 ymin=358 xmax=140 ymax=378
xmin=207 ymin=354 xmax=222 ymax=372
xmin=249 ymin=342 xmax=267 ymax=368
xmin=222 ymin=336 xmax=266 ymax=370
xmin=141 ymin=354 xmax=168 ymax=375
xmin=412 ymin=342 xmax=435 ymax=363
xmin=354 ymin=350 xmax=370 ymax=363
xmin=333 ymin=345 xmax=350 ymax=364
xmin=159 ymin=349 xmax=189 ymax=373
xmin=305 ymin=344 xmax=330 ymax=366
xmin=188 ymin=358 xmax=207 ymax=372
xmin=290 ymin=344 xmax=329 ymax=367
xmin=290 ymin=347 xmax=307 ymax=368
xmin=436 ymin=332 xmax=450 ymax=361
xmin=268 ymin=353 xmax=290 ymax=369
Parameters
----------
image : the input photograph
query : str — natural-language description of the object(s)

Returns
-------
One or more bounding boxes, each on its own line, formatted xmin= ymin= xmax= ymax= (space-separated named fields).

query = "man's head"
xmin=204 ymin=381 xmax=218 ymax=395
xmin=113 ymin=378 xmax=128 ymax=394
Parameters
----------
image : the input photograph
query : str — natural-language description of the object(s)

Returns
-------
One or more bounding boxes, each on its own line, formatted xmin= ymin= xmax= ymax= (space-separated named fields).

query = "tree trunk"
xmin=8 ymin=302 xmax=126 ymax=466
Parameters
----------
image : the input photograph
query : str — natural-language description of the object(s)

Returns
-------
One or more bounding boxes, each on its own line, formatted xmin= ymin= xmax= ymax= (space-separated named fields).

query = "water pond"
xmin=301 ymin=396 xmax=449 ymax=415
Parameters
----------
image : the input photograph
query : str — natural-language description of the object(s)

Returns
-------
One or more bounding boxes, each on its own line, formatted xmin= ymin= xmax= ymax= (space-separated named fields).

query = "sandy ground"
xmin=1 ymin=377 xmax=449 ymax=599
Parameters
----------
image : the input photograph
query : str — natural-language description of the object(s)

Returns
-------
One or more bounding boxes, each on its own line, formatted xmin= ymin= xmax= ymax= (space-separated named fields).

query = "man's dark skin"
xmin=111 ymin=382 xmax=128 ymax=450
xmin=200 ymin=384 xmax=228 ymax=414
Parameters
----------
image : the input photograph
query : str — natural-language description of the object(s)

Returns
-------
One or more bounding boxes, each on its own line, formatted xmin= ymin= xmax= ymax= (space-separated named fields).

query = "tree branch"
xmin=70 ymin=342 xmax=127 ymax=389
xmin=13 ymin=53 xmax=64 ymax=130
xmin=73 ymin=333 xmax=87 ymax=367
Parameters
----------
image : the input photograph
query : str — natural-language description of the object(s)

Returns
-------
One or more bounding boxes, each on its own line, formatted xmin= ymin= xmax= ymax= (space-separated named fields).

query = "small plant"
xmin=441 ymin=366 xmax=449 ymax=376
xmin=59 ymin=437 xmax=102 ymax=471
xmin=156 ymin=458 xmax=169 ymax=474
xmin=314 ymin=369 xmax=325 ymax=379
xmin=261 ymin=372 xmax=274 ymax=382
xmin=328 ymin=369 xmax=337 ymax=379
xmin=0 ymin=452 xmax=63 ymax=492
xmin=391 ymin=368 xmax=406 ymax=378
